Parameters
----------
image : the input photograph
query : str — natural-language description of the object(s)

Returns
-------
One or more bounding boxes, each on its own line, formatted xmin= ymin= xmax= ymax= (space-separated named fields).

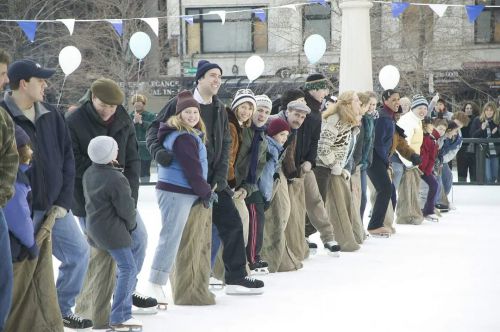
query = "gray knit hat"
xmin=88 ymin=136 xmax=118 ymax=164
xmin=255 ymin=94 xmax=272 ymax=110
xmin=411 ymin=94 xmax=428 ymax=110
xmin=287 ymin=101 xmax=311 ymax=114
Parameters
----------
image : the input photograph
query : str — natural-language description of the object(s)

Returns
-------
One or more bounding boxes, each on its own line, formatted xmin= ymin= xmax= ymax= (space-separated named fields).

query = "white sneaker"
xmin=143 ymin=282 xmax=168 ymax=308
xmin=111 ymin=317 xmax=142 ymax=331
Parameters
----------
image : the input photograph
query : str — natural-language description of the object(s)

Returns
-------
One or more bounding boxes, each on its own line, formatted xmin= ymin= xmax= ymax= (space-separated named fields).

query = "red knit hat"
xmin=267 ymin=118 xmax=290 ymax=137
xmin=176 ymin=90 xmax=200 ymax=114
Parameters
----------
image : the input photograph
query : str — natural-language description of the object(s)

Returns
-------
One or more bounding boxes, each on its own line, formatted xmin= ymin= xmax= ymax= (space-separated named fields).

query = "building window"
xmin=186 ymin=7 xmax=268 ymax=54
xmin=303 ymin=3 xmax=331 ymax=44
xmin=475 ymin=0 xmax=500 ymax=43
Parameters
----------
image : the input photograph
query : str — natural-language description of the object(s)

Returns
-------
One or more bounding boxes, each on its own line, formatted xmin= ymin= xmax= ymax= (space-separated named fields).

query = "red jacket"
xmin=419 ymin=129 xmax=441 ymax=176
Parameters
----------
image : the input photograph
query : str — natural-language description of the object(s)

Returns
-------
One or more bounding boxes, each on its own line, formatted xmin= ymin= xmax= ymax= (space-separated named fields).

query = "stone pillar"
xmin=339 ymin=0 xmax=374 ymax=92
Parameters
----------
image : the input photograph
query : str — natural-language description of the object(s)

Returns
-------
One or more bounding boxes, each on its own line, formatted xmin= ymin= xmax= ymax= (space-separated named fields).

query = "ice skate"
xmin=306 ymin=238 xmax=318 ymax=255
xmin=324 ymin=240 xmax=341 ymax=257
xmin=434 ymin=208 xmax=443 ymax=217
xmin=225 ymin=276 xmax=264 ymax=295
xmin=132 ymin=292 xmax=158 ymax=315
xmin=425 ymin=214 xmax=439 ymax=222
xmin=368 ymin=227 xmax=392 ymax=238
xmin=435 ymin=204 xmax=449 ymax=213
xmin=62 ymin=313 xmax=93 ymax=331
xmin=143 ymin=282 xmax=168 ymax=310
xmin=209 ymin=276 xmax=225 ymax=291
xmin=110 ymin=317 xmax=142 ymax=331
xmin=249 ymin=260 xmax=269 ymax=275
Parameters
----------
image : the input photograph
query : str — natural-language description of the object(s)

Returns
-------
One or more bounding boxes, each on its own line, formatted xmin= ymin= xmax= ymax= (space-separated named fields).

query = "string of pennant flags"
xmin=2 ymin=1 xmax=498 ymax=43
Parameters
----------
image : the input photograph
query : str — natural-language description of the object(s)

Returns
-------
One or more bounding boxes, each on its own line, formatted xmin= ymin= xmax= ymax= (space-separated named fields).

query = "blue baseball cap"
xmin=8 ymin=59 xmax=55 ymax=85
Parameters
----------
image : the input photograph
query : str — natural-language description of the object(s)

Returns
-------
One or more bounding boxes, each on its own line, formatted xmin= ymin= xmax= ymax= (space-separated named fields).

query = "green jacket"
xmin=0 ymin=106 xmax=19 ymax=207
xmin=130 ymin=110 xmax=156 ymax=160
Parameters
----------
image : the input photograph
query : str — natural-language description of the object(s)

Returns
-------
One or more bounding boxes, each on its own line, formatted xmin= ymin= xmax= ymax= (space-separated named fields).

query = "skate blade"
xmin=108 ymin=324 xmax=142 ymax=332
xmin=250 ymin=268 xmax=269 ymax=275
xmin=309 ymin=248 xmax=317 ymax=255
xmin=132 ymin=306 xmax=158 ymax=315
xmin=64 ymin=328 xmax=93 ymax=332
xmin=225 ymin=285 xmax=264 ymax=295
xmin=425 ymin=218 xmax=439 ymax=222
xmin=209 ymin=284 xmax=225 ymax=291
xmin=369 ymin=233 xmax=391 ymax=238
xmin=326 ymin=250 xmax=340 ymax=257
xmin=157 ymin=303 xmax=168 ymax=311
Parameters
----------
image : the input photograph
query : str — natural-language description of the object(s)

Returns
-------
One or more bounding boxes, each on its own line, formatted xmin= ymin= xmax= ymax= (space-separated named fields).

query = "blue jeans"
xmin=441 ymin=163 xmax=453 ymax=195
xmin=0 ymin=209 xmax=13 ymax=331
xmin=107 ymin=247 xmax=137 ymax=326
xmin=485 ymin=156 xmax=499 ymax=184
xmin=211 ymin=224 xmax=221 ymax=269
xmin=33 ymin=210 xmax=89 ymax=317
xmin=391 ymin=160 xmax=405 ymax=191
xmin=360 ymin=169 xmax=367 ymax=222
xmin=149 ymin=190 xmax=197 ymax=285
xmin=79 ymin=211 xmax=148 ymax=290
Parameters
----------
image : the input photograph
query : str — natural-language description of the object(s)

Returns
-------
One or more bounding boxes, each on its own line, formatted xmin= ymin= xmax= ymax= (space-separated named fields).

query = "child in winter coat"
xmin=419 ymin=119 xmax=443 ymax=221
xmin=83 ymin=136 xmax=141 ymax=331
xmin=147 ymin=90 xmax=217 ymax=305
xmin=4 ymin=125 xmax=37 ymax=261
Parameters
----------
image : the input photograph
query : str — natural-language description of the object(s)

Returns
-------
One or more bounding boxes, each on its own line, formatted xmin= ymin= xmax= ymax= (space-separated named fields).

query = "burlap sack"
xmin=350 ymin=166 xmax=365 ymax=244
xmin=325 ymin=175 xmax=361 ymax=252
xmin=396 ymin=168 xmax=424 ymax=225
xmin=75 ymin=247 xmax=115 ymax=329
xmin=278 ymin=177 xmax=307 ymax=272
xmin=368 ymin=176 xmax=395 ymax=233
xmin=5 ymin=210 xmax=64 ymax=332
xmin=260 ymin=171 xmax=290 ymax=273
xmin=170 ymin=204 xmax=215 ymax=305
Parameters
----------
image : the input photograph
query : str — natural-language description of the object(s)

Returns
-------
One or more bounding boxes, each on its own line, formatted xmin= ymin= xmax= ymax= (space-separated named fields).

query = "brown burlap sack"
xmin=368 ymin=175 xmax=395 ymax=233
xmin=278 ymin=177 xmax=307 ymax=272
xmin=75 ymin=247 xmax=115 ymax=329
xmin=260 ymin=171 xmax=291 ymax=273
xmin=5 ymin=210 xmax=64 ymax=332
xmin=325 ymin=175 xmax=361 ymax=252
xmin=396 ymin=167 xmax=424 ymax=225
xmin=170 ymin=204 xmax=215 ymax=305
xmin=350 ymin=166 xmax=365 ymax=244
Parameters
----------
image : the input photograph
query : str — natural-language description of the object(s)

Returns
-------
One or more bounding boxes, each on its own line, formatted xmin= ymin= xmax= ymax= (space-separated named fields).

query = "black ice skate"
xmin=249 ymin=260 xmax=269 ymax=275
xmin=324 ymin=240 xmax=341 ymax=257
xmin=435 ymin=204 xmax=449 ymax=213
xmin=62 ymin=313 xmax=93 ymax=331
xmin=132 ymin=292 xmax=158 ymax=315
xmin=306 ymin=238 xmax=318 ymax=255
xmin=225 ymin=276 xmax=264 ymax=295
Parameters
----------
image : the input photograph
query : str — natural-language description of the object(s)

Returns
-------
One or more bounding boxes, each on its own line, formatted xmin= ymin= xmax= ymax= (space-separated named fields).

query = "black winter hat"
xmin=195 ymin=60 xmax=222 ymax=83
xmin=280 ymin=89 xmax=305 ymax=110
xmin=14 ymin=124 xmax=30 ymax=149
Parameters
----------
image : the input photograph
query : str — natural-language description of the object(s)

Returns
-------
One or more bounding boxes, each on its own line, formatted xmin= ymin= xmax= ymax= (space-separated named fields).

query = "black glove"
xmin=27 ymin=243 xmax=39 ymax=260
xmin=410 ymin=153 xmax=422 ymax=166
xmin=202 ymin=191 xmax=218 ymax=209
xmin=273 ymin=172 xmax=280 ymax=181
xmin=155 ymin=149 xmax=173 ymax=167
xmin=263 ymin=200 xmax=271 ymax=211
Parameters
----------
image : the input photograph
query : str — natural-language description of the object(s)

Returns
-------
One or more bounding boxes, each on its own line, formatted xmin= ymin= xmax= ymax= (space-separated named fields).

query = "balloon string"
xmin=134 ymin=60 xmax=141 ymax=103
xmin=57 ymin=75 xmax=67 ymax=109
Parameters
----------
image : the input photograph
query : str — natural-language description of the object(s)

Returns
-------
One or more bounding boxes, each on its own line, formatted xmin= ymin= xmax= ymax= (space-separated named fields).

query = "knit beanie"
xmin=267 ymin=118 xmax=291 ymax=137
xmin=195 ymin=60 xmax=223 ymax=83
xmin=231 ymin=89 xmax=256 ymax=112
xmin=131 ymin=94 xmax=147 ymax=105
xmin=287 ymin=101 xmax=311 ymax=114
xmin=176 ymin=90 xmax=200 ymax=114
xmin=91 ymin=78 xmax=124 ymax=105
xmin=303 ymin=73 xmax=331 ymax=91
xmin=14 ymin=125 xmax=30 ymax=149
xmin=411 ymin=94 xmax=428 ymax=110
xmin=255 ymin=94 xmax=272 ymax=110
xmin=87 ymin=136 xmax=118 ymax=165
xmin=280 ymin=89 xmax=305 ymax=110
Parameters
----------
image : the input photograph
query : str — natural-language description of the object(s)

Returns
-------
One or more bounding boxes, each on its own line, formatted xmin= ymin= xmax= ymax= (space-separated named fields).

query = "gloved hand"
xmin=155 ymin=149 xmax=173 ymax=167
xmin=233 ymin=188 xmax=247 ymax=200
xmin=27 ymin=243 xmax=39 ymax=260
xmin=202 ymin=191 xmax=218 ymax=209
xmin=263 ymin=200 xmax=271 ymax=211
xmin=51 ymin=205 xmax=67 ymax=219
xmin=301 ymin=161 xmax=312 ymax=173
xmin=341 ymin=168 xmax=351 ymax=181
xmin=410 ymin=153 xmax=422 ymax=166
xmin=128 ymin=223 xmax=137 ymax=234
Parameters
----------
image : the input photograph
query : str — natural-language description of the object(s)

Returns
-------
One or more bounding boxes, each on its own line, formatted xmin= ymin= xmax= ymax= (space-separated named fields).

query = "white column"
xmin=339 ymin=0 xmax=374 ymax=92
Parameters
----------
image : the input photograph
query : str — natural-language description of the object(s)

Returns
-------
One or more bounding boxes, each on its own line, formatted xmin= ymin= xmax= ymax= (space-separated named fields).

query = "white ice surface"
xmin=61 ymin=185 xmax=500 ymax=332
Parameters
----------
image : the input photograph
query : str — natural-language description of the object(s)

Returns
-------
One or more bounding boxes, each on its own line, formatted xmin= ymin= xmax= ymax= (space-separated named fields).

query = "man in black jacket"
xmin=66 ymin=78 xmax=156 ymax=328
xmin=1 ymin=59 xmax=91 ymax=330
xmin=147 ymin=60 xmax=264 ymax=294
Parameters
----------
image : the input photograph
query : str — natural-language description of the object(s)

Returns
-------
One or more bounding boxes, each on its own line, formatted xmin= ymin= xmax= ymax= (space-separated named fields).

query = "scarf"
xmin=246 ymin=125 xmax=266 ymax=184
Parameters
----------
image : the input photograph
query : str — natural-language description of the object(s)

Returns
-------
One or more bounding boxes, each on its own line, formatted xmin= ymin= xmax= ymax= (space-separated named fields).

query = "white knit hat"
xmin=231 ymin=89 xmax=256 ymax=111
xmin=88 ymin=136 xmax=118 ymax=164
xmin=255 ymin=94 xmax=272 ymax=110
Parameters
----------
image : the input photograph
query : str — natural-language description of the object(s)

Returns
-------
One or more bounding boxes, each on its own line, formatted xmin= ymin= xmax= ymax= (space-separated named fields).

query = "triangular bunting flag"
xmin=428 ymin=4 xmax=448 ymax=18
xmin=57 ymin=19 xmax=75 ymax=35
xmin=309 ymin=0 xmax=327 ymax=6
xmin=141 ymin=18 xmax=159 ymax=37
xmin=465 ymin=5 xmax=485 ymax=23
xmin=107 ymin=19 xmax=123 ymax=36
xmin=17 ymin=21 xmax=37 ymax=42
xmin=391 ymin=2 xmax=410 ymax=18
xmin=182 ymin=16 xmax=194 ymax=25
xmin=253 ymin=9 xmax=266 ymax=22
xmin=208 ymin=10 xmax=226 ymax=24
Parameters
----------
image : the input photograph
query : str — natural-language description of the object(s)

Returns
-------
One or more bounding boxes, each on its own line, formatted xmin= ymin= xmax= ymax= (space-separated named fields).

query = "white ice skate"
xmin=143 ymin=282 xmax=168 ymax=310
xmin=249 ymin=260 xmax=269 ymax=275
xmin=368 ymin=227 xmax=392 ymax=238
xmin=324 ymin=240 xmax=341 ymax=257
xmin=209 ymin=276 xmax=225 ymax=291
xmin=110 ymin=317 xmax=142 ymax=331
xmin=425 ymin=214 xmax=439 ymax=222
xmin=132 ymin=292 xmax=158 ymax=315
xmin=306 ymin=238 xmax=318 ymax=255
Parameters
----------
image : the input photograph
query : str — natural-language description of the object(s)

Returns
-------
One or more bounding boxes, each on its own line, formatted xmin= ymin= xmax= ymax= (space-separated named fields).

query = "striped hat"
xmin=231 ymin=89 xmax=256 ymax=111
xmin=411 ymin=94 xmax=428 ymax=110
xmin=255 ymin=94 xmax=272 ymax=110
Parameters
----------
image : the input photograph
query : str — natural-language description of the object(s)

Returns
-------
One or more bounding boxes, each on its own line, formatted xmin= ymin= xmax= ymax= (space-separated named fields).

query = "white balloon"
xmin=129 ymin=32 xmax=151 ymax=60
xmin=245 ymin=55 xmax=265 ymax=81
xmin=58 ymin=46 xmax=81 ymax=76
xmin=304 ymin=34 xmax=326 ymax=64
xmin=378 ymin=65 xmax=400 ymax=90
